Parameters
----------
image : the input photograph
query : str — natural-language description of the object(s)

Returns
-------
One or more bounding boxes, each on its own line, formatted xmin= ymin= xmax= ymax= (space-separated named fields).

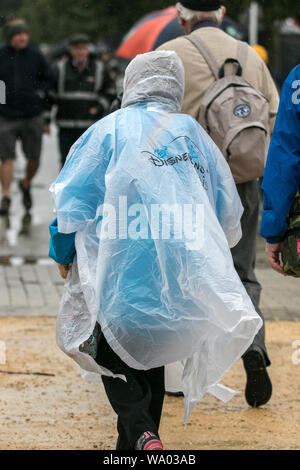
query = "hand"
xmin=43 ymin=125 xmax=51 ymax=135
xmin=58 ymin=263 xmax=72 ymax=279
xmin=265 ymin=242 xmax=285 ymax=275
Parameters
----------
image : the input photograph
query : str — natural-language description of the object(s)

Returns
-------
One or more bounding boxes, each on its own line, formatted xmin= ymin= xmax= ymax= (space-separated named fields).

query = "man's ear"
xmin=222 ymin=6 xmax=226 ymax=19
xmin=177 ymin=12 xmax=190 ymax=34
xmin=177 ymin=12 xmax=185 ymax=27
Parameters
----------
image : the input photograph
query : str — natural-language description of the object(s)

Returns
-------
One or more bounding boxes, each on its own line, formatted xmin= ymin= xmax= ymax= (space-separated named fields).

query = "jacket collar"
xmin=7 ymin=44 xmax=28 ymax=54
xmin=191 ymin=21 xmax=220 ymax=32
xmin=71 ymin=59 xmax=89 ymax=72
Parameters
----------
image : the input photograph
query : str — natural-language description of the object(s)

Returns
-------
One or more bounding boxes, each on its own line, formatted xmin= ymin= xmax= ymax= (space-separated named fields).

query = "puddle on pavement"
xmin=0 ymin=213 xmax=53 ymax=266
xmin=0 ymin=255 xmax=54 ymax=266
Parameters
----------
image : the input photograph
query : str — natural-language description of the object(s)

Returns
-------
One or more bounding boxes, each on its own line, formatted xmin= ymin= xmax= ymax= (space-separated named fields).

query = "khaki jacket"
xmin=157 ymin=26 xmax=279 ymax=131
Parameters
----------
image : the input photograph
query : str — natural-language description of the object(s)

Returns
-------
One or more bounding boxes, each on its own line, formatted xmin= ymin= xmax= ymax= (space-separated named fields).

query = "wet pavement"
xmin=0 ymin=128 xmax=62 ymax=315
xmin=0 ymin=128 xmax=59 ymax=261
xmin=0 ymin=128 xmax=299 ymax=320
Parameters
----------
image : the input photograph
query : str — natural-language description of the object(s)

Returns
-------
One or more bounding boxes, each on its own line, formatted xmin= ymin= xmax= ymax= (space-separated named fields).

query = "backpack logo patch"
xmin=234 ymin=104 xmax=251 ymax=118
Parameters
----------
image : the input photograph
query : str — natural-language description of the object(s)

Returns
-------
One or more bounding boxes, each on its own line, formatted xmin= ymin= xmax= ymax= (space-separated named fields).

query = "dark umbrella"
xmin=116 ymin=6 xmax=247 ymax=61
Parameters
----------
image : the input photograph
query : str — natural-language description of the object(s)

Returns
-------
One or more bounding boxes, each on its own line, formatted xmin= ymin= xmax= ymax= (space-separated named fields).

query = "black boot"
xmin=243 ymin=345 xmax=272 ymax=407
xmin=19 ymin=180 xmax=32 ymax=211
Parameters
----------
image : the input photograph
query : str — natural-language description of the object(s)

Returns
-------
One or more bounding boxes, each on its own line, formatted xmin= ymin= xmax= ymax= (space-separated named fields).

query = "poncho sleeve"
xmin=50 ymin=122 xmax=113 ymax=234
xmin=48 ymin=218 xmax=76 ymax=265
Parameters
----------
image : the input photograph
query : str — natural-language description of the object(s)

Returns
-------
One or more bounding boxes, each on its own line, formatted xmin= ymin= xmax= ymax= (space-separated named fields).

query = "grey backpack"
xmin=186 ymin=35 xmax=270 ymax=184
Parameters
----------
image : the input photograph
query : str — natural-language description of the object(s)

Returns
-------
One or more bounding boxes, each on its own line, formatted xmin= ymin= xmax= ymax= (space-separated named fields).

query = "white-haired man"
xmin=158 ymin=0 xmax=279 ymax=408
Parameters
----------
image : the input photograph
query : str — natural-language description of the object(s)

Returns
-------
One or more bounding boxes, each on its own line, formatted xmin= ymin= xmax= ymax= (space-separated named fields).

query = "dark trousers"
xmin=231 ymin=179 xmax=270 ymax=366
xmin=58 ymin=128 xmax=86 ymax=166
xmin=96 ymin=333 xmax=165 ymax=450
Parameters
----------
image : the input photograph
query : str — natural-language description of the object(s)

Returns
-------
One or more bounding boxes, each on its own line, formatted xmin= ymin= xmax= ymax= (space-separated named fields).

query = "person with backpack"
xmin=158 ymin=0 xmax=279 ymax=408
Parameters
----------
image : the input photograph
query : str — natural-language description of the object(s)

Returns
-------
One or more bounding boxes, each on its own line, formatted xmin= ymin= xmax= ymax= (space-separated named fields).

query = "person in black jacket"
xmin=0 ymin=19 xmax=52 ymax=215
xmin=45 ymin=34 xmax=116 ymax=167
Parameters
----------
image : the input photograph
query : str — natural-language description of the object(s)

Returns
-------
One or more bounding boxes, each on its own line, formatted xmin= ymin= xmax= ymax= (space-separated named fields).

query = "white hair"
xmin=176 ymin=2 xmax=224 ymax=25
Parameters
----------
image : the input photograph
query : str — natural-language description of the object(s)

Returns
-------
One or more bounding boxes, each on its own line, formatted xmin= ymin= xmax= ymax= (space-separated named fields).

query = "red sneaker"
xmin=135 ymin=431 xmax=163 ymax=450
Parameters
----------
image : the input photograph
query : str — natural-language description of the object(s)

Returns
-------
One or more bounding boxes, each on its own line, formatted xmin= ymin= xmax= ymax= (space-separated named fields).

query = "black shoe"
xmin=19 ymin=212 xmax=32 ymax=236
xmin=0 ymin=196 xmax=11 ymax=216
xmin=19 ymin=181 xmax=32 ymax=211
xmin=243 ymin=347 xmax=272 ymax=408
xmin=165 ymin=391 xmax=184 ymax=397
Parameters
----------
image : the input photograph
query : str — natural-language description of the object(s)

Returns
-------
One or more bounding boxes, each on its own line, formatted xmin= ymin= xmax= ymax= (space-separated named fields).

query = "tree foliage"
xmin=19 ymin=0 xmax=173 ymax=44
xmin=226 ymin=0 xmax=300 ymax=21
xmin=0 ymin=0 xmax=23 ymax=26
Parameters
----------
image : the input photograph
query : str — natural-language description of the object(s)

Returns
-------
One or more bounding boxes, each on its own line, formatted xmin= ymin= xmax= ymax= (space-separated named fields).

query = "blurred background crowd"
xmin=1 ymin=0 xmax=300 ymax=89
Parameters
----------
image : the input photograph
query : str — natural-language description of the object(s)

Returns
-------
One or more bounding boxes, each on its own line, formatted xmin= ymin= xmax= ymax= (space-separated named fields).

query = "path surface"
xmin=0 ymin=317 xmax=299 ymax=450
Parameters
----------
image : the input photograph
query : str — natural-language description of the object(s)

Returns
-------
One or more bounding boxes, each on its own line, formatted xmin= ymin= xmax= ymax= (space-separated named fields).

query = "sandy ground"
xmin=0 ymin=317 xmax=300 ymax=450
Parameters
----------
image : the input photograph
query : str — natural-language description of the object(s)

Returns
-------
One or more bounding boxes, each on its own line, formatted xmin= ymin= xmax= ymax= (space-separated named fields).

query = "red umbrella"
xmin=116 ymin=7 xmax=248 ymax=61
xmin=116 ymin=6 xmax=184 ymax=60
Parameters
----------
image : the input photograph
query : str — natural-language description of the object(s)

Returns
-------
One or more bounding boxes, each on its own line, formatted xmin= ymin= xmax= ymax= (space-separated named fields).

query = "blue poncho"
xmin=50 ymin=51 xmax=262 ymax=422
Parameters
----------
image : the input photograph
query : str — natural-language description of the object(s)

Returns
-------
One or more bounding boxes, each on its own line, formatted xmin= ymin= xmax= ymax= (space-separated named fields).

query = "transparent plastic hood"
xmin=122 ymin=50 xmax=185 ymax=113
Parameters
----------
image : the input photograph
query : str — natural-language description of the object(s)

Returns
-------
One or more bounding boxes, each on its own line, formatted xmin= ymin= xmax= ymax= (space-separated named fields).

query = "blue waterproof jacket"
xmin=49 ymin=218 xmax=75 ymax=265
xmin=260 ymin=65 xmax=300 ymax=243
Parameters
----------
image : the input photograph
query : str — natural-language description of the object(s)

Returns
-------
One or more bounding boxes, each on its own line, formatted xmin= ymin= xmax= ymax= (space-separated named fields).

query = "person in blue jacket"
xmin=260 ymin=65 xmax=300 ymax=274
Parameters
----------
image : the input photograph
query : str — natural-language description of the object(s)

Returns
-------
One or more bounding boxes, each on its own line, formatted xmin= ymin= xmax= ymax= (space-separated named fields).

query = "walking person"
xmin=46 ymin=34 xmax=116 ymax=167
xmin=260 ymin=65 xmax=300 ymax=274
xmin=0 ymin=18 xmax=52 ymax=216
xmin=158 ymin=0 xmax=279 ymax=407
xmin=49 ymin=51 xmax=261 ymax=449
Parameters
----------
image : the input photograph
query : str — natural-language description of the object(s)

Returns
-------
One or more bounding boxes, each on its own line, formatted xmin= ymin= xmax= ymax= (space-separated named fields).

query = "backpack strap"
xmin=237 ymin=40 xmax=249 ymax=75
xmin=219 ymin=58 xmax=242 ymax=78
xmin=186 ymin=35 xmax=250 ymax=79
xmin=185 ymin=34 xmax=219 ymax=80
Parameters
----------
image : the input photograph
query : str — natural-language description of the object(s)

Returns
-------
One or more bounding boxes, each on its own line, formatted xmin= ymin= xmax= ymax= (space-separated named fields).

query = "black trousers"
xmin=95 ymin=332 xmax=165 ymax=450
xmin=231 ymin=179 xmax=271 ymax=366
xmin=58 ymin=128 xmax=86 ymax=166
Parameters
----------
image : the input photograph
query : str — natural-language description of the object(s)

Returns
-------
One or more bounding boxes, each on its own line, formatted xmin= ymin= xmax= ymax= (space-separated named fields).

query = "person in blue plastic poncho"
xmin=260 ymin=65 xmax=300 ymax=273
xmin=49 ymin=50 xmax=262 ymax=450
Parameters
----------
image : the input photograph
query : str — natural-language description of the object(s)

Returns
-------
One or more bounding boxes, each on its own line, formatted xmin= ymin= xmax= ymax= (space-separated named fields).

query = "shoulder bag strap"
xmin=185 ymin=34 xmax=219 ymax=80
